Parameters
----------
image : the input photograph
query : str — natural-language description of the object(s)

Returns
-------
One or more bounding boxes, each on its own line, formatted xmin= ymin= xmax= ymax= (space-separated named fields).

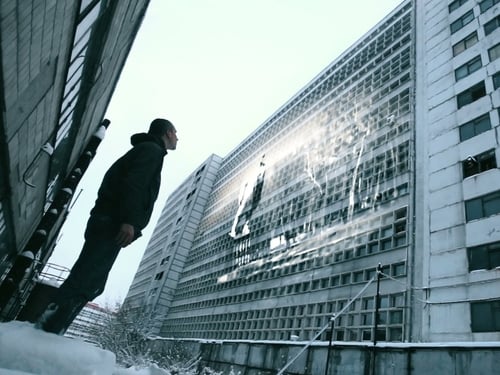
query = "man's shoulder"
xmin=132 ymin=140 xmax=165 ymax=155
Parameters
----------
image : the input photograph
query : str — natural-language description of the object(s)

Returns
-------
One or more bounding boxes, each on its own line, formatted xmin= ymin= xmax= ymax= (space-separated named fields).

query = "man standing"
xmin=36 ymin=118 xmax=178 ymax=334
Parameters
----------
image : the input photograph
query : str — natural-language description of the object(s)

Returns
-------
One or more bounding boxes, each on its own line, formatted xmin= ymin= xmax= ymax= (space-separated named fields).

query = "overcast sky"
xmin=50 ymin=0 xmax=403 ymax=306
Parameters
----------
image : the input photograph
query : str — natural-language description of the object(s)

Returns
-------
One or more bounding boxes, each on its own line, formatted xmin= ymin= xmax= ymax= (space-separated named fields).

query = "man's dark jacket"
xmin=91 ymin=133 xmax=167 ymax=236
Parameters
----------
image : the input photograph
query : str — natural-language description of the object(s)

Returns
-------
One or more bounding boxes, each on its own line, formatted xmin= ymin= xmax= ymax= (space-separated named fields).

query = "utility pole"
xmin=371 ymin=263 xmax=383 ymax=375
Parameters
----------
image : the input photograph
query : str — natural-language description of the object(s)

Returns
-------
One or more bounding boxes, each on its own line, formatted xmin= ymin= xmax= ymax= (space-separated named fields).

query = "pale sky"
xmin=50 ymin=0 xmax=403 ymax=306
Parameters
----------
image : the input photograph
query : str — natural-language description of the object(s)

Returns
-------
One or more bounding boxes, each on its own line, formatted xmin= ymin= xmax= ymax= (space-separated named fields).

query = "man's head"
xmin=148 ymin=118 xmax=178 ymax=150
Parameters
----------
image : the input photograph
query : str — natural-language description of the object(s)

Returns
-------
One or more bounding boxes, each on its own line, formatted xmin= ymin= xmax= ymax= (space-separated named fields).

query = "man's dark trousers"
xmin=40 ymin=215 xmax=121 ymax=334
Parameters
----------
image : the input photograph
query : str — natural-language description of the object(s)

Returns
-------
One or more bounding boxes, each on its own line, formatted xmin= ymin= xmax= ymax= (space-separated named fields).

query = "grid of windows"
xmin=450 ymin=7 xmax=500 ymax=338
xmin=157 ymin=4 xmax=414 ymax=343
xmin=173 ymin=260 xmax=407 ymax=309
xmin=212 ymin=6 xmax=413 ymax=191
xmin=129 ymin=0 xmax=500 ymax=344
xmin=436 ymin=0 xmax=500 ymax=338
xmin=181 ymin=179 xmax=409 ymax=277
xmin=177 ymin=240 xmax=409 ymax=299
xmin=188 ymin=93 xmax=412 ymax=267
xmin=163 ymin=291 xmax=406 ymax=341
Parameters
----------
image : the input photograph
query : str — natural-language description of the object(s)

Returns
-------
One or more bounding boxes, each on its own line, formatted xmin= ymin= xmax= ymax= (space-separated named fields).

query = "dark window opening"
xmin=462 ymin=149 xmax=497 ymax=178
xmin=455 ymin=56 xmax=482 ymax=81
xmin=449 ymin=0 xmax=468 ymax=13
xmin=453 ymin=32 xmax=478 ymax=56
xmin=459 ymin=113 xmax=491 ymax=141
xmin=451 ymin=10 xmax=475 ymax=34
xmin=465 ymin=190 xmax=500 ymax=221
xmin=457 ymin=81 xmax=486 ymax=109
xmin=485 ymin=15 xmax=500 ymax=35
xmin=468 ymin=241 xmax=500 ymax=271
xmin=480 ymin=0 xmax=500 ymax=13
xmin=471 ymin=300 xmax=500 ymax=332
xmin=493 ymin=71 xmax=500 ymax=90
xmin=489 ymin=42 xmax=500 ymax=61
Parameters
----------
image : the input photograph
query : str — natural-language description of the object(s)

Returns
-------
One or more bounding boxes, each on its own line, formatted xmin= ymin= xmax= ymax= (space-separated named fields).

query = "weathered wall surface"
xmin=150 ymin=339 xmax=500 ymax=374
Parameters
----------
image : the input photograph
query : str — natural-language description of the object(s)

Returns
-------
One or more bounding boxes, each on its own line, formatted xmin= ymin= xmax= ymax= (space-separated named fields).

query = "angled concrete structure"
xmin=0 ymin=0 xmax=151 ymax=319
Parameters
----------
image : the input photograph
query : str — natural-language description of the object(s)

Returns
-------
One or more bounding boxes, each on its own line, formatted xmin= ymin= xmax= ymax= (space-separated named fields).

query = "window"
xmin=392 ymin=262 xmax=406 ymax=276
xmin=480 ymin=0 xmax=500 ymax=13
xmin=390 ymin=310 xmax=403 ymax=324
xmin=154 ymin=271 xmax=164 ymax=280
xmin=459 ymin=113 xmax=491 ymax=141
xmin=489 ymin=43 xmax=500 ymax=61
xmin=462 ymin=149 xmax=497 ymax=178
xmin=353 ymin=271 xmax=364 ymax=283
xmin=494 ymin=71 xmax=500 ymax=89
xmin=457 ymin=81 xmax=486 ymax=109
xmin=449 ymin=0 xmax=468 ymax=13
xmin=471 ymin=300 xmax=500 ymax=332
xmin=468 ymin=241 xmax=500 ymax=271
xmin=453 ymin=32 xmax=478 ymax=56
xmin=465 ymin=190 xmax=500 ymax=221
xmin=484 ymin=15 xmax=500 ymax=35
xmin=186 ymin=189 xmax=196 ymax=200
xmin=450 ymin=10 xmax=475 ymax=34
xmin=363 ymin=297 xmax=374 ymax=310
xmin=455 ymin=56 xmax=482 ymax=81
xmin=195 ymin=164 xmax=206 ymax=176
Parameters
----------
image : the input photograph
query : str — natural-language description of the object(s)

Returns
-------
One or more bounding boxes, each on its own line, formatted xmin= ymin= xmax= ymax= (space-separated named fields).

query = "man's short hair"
xmin=148 ymin=118 xmax=174 ymax=136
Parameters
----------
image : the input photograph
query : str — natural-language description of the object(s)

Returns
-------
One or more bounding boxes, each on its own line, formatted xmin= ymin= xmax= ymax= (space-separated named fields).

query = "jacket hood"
xmin=130 ymin=133 xmax=167 ymax=153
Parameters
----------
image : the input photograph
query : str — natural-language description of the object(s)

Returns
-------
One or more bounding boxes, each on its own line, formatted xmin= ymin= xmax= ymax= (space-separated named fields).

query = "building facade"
xmin=0 ymin=0 xmax=150 ymax=320
xmin=124 ymin=154 xmax=222 ymax=332
xmin=126 ymin=0 xmax=500 ymax=343
xmin=415 ymin=0 xmax=500 ymax=341
xmin=66 ymin=302 xmax=112 ymax=344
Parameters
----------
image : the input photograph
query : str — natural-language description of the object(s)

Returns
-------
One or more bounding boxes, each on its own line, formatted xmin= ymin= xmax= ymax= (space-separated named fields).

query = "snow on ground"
xmin=0 ymin=321 xmax=169 ymax=375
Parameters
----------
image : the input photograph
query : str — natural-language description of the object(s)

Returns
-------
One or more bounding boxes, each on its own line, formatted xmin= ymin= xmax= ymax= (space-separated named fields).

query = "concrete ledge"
xmin=150 ymin=337 xmax=500 ymax=374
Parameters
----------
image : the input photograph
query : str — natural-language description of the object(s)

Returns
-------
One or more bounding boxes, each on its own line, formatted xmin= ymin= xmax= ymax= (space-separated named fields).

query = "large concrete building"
xmin=416 ymin=0 xmax=500 ymax=341
xmin=125 ymin=154 xmax=222 ymax=333
xmin=125 ymin=0 xmax=500 ymax=343
xmin=0 ymin=0 xmax=150 ymax=320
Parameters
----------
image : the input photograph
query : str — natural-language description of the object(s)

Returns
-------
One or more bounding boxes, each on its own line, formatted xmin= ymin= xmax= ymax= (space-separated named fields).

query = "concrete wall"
xmin=0 ymin=1 xmax=78 ymax=254
xmin=415 ymin=0 xmax=500 ymax=342
xmin=150 ymin=339 xmax=500 ymax=375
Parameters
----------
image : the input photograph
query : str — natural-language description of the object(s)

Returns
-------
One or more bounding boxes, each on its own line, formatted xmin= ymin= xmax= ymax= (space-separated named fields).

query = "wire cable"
xmin=277 ymin=276 xmax=376 ymax=375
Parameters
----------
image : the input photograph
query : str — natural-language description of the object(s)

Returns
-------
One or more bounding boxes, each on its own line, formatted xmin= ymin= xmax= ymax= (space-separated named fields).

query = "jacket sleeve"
xmin=118 ymin=143 xmax=164 ymax=228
